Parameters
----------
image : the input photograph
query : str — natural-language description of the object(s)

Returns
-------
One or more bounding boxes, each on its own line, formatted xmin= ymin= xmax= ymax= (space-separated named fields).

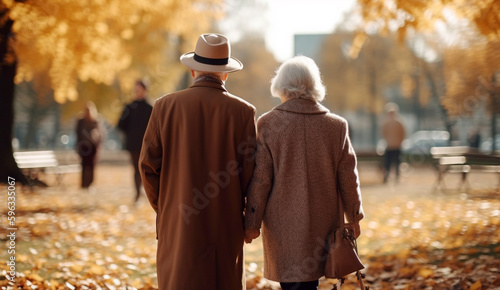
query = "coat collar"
xmin=274 ymin=98 xmax=329 ymax=114
xmin=189 ymin=80 xmax=228 ymax=92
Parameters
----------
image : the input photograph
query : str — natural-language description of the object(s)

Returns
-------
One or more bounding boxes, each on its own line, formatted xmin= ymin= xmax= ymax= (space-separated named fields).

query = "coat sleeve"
xmin=244 ymin=117 xmax=274 ymax=230
xmin=139 ymin=104 xmax=162 ymax=213
xmin=337 ymin=119 xmax=364 ymax=224
xmin=238 ymin=108 xmax=257 ymax=198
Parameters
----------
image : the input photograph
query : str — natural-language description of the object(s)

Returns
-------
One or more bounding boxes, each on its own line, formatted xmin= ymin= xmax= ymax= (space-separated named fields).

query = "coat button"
xmin=251 ymin=207 xmax=256 ymax=213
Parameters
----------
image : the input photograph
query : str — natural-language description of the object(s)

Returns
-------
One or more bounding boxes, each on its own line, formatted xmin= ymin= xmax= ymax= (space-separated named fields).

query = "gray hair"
xmin=270 ymin=56 xmax=326 ymax=102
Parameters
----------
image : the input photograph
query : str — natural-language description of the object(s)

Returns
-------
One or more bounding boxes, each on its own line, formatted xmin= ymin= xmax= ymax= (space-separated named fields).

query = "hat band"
xmin=194 ymin=53 xmax=229 ymax=66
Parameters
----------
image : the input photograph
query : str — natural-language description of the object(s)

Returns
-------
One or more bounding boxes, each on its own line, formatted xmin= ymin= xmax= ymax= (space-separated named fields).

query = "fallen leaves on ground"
xmin=0 ymin=165 xmax=499 ymax=289
xmin=244 ymin=191 xmax=500 ymax=290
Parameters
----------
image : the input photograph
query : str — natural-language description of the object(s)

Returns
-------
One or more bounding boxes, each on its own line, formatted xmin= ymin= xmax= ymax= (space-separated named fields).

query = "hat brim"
xmin=180 ymin=52 xmax=243 ymax=73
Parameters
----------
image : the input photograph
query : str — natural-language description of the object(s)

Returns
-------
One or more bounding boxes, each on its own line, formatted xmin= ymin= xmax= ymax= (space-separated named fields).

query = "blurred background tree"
xmin=356 ymin=0 xmax=500 ymax=152
xmin=225 ymin=35 xmax=279 ymax=116
xmin=2 ymin=0 xmax=500 ymax=183
xmin=442 ymin=40 xmax=500 ymax=151
xmin=357 ymin=0 xmax=500 ymax=40
xmin=0 ymin=0 xmax=223 ymax=182
xmin=217 ymin=0 xmax=278 ymax=116
xmin=319 ymin=33 xmax=416 ymax=145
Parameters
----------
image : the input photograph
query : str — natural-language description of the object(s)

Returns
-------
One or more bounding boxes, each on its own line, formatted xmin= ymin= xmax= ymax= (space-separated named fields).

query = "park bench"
xmin=14 ymin=150 xmax=81 ymax=187
xmin=430 ymin=146 xmax=500 ymax=192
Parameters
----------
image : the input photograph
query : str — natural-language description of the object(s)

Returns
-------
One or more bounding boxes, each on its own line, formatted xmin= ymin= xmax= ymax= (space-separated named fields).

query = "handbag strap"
xmin=337 ymin=184 xmax=345 ymax=228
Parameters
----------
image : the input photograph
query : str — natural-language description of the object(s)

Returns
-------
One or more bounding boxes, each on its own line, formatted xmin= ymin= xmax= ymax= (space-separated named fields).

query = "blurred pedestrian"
xmin=468 ymin=127 xmax=481 ymax=149
xmin=118 ymin=80 xmax=153 ymax=203
xmin=139 ymin=33 xmax=255 ymax=290
xmin=381 ymin=102 xmax=406 ymax=183
xmin=244 ymin=56 xmax=364 ymax=290
xmin=76 ymin=101 xmax=103 ymax=189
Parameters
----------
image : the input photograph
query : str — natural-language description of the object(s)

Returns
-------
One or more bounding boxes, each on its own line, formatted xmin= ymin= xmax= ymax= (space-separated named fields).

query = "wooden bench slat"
xmin=430 ymin=146 xmax=470 ymax=156
xmin=16 ymin=161 xmax=58 ymax=166
xmin=439 ymin=156 xmax=466 ymax=165
xmin=16 ymin=157 xmax=58 ymax=162
xmin=14 ymin=151 xmax=57 ymax=156
xmin=14 ymin=154 xmax=56 ymax=158
xmin=18 ymin=163 xmax=58 ymax=168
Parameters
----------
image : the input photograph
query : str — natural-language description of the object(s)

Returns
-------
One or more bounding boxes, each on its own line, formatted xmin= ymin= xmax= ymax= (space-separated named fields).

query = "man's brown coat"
xmin=140 ymin=79 xmax=256 ymax=290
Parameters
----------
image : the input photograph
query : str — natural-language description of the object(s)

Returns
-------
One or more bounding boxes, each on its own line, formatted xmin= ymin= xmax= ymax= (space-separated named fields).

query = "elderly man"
xmin=139 ymin=33 xmax=256 ymax=290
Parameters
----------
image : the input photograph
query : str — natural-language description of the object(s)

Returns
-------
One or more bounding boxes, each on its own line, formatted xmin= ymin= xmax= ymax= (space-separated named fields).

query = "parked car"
xmin=398 ymin=130 xmax=450 ymax=165
xmin=376 ymin=130 xmax=450 ymax=160
xmin=376 ymin=130 xmax=451 ymax=155
xmin=402 ymin=130 xmax=450 ymax=155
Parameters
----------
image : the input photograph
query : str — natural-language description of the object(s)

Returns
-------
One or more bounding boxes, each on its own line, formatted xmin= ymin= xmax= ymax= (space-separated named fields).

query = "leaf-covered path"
xmin=1 ymin=162 xmax=499 ymax=289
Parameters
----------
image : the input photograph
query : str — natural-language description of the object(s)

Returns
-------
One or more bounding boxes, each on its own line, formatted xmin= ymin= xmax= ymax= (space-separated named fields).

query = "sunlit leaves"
xmin=0 ymin=188 xmax=159 ymax=288
xmin=4 ymin=0 xmax=223 ymax=104
xmin=356 ymin=0 xmax=500 ymax=118
xmin=357 ymin=0 xmax=500 ymax=40
xmin=442 ymin=40 xmax=500 ymax=116
xmin=1 ymin=167 xmax=498 ymax=289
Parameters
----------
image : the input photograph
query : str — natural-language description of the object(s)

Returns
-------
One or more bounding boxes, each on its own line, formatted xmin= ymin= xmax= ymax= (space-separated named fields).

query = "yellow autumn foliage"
xmin=319 ymin=33 xmax=415 ymax=113
xmin=356 ymin=0 xmax=500 ymax=117
xmin=442 ymin=40 xmax=500 ymax=116
xmin=3 ymin=0 xmax=223 ymax=105
xmin=357 ymin=0 xmax=500 ymax=40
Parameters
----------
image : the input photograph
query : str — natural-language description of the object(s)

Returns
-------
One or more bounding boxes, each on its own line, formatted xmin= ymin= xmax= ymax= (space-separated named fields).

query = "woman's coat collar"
xmin=274 ymin=98 xmax=329 ymax=114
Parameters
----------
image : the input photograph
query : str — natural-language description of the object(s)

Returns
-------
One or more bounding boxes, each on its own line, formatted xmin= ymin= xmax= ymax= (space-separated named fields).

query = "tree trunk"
xmin=51 ymin=103 xmax=61 ymax=148
xmin=25 ymin=99 xmax=39 ymax=148
xmin=0 ymin=17 xmax=27 ymax=184
xmin=422 ymin=62 xmax=454 ymax=145
xmin=368 ymin=68 xmax=378 ymax=147
xmin=492 ymin=112 xmax=497 ymax=153
xmin=491 ymin=88 xmax=500 ymax=153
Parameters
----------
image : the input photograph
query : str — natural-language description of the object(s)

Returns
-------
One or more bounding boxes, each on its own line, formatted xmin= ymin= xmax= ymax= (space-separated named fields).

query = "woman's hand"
xmin=244 ymin=228 xmax=260 ymax=243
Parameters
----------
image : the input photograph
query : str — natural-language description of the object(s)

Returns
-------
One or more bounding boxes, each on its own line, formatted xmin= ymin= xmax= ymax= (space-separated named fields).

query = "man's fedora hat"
xmin=180 ymin=33 xmax=243 ymax=73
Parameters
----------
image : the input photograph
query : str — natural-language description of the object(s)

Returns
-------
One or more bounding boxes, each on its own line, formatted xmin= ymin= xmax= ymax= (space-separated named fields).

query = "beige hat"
xmin=180 ymin=33 xmax=243 ymax=73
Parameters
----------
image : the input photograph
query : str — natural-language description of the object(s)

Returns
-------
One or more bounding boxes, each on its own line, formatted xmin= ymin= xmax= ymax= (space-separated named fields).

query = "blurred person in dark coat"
xmin=468 ymin=127 xmax=481 ymax=149
xmin=118 ymin=80 xmax=153 ymax=203
xmin=139 ymin=33 xmax=256 ymax=290
xmin=76 ymin=101 xmax=103 ymax=189
xmin=381 ymin=102 xmax=406 ymax=183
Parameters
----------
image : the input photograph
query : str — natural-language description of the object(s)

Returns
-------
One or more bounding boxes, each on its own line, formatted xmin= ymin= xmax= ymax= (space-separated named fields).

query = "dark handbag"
xmin=324 ymin=192 xmax=367 ymax=289
xmin=324 ymin=223 xmax=364 ymax=278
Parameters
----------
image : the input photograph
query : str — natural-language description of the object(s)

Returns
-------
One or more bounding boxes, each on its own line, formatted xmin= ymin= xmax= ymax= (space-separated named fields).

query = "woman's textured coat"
xmin=140 ymin=79 xmax=256 ymax=290
xmin=245 ymin=98 xmax=364 ymax=282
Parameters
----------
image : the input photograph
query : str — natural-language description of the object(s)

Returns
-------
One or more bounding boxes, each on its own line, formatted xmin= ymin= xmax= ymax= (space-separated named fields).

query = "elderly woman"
xmin=244 ymin=56 xmax=364 ymax=290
